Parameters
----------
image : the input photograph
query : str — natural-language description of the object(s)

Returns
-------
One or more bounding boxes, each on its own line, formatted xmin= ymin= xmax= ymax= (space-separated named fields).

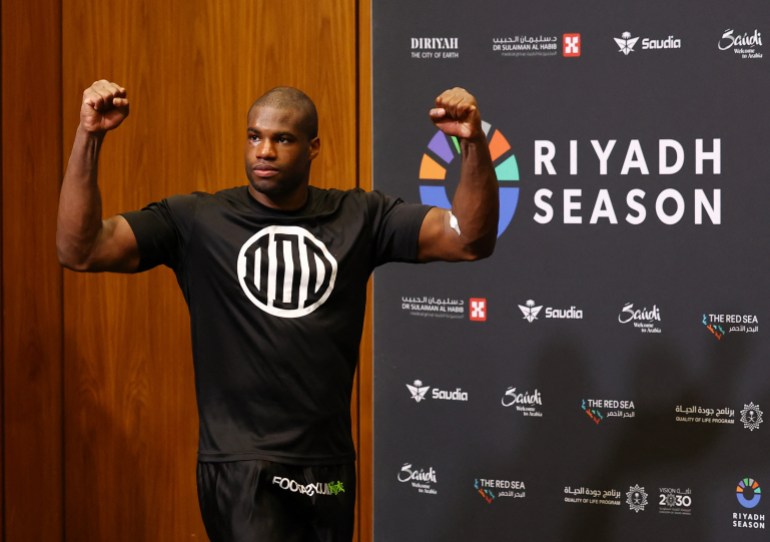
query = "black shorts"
xmin=197 ymin=460 xmax=356 ymax=542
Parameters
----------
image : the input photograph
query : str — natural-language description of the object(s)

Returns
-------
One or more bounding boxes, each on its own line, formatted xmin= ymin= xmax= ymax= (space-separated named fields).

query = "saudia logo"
xmin=406 ymin=379 xmax=468 ymax=402
xmin=237 ymin=226 xmax=338 ymax=318
xmin=614 ymin=31 xmax=682 ymax=53
xmin=418 ymin=120 xmax=519 ymax=237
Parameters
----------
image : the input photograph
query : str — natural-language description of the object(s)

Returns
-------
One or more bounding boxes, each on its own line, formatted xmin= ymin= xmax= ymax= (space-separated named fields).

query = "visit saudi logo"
xmin=418 ymin=120 xmax=519 ymax=237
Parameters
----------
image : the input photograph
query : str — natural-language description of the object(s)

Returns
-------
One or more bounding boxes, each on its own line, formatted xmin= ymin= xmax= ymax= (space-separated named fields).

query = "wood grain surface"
xmin=2 ymin=0 xmax=64 ymax=539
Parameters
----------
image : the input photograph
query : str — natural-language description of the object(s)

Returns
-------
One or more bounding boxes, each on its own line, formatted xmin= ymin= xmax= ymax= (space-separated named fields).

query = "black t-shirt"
xmin=122 ymin=186 xmax=430 ymax=465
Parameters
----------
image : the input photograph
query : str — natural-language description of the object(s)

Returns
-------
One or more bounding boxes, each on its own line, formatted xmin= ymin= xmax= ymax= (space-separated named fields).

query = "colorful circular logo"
xmin=418 ymin=120 xmax=519 ymax=238
xmin=736 ymin=478 xmax=761 ymax=509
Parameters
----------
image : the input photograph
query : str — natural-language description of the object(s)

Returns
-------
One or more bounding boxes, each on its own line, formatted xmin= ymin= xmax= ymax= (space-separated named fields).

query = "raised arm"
xmin=417 ymin=87 xmax=499 ymax=262
xmin=57 ymin=80 xmax=141 ymax=272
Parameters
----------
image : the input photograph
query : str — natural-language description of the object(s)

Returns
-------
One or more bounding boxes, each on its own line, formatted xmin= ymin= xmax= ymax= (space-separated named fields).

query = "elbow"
xmin=56 ymin=236 xmax=93 ymax=272
xmin=57 ymin=249 xmax=89 ymax=272
xmin=460 ymin=236 xmax=496 ymax=261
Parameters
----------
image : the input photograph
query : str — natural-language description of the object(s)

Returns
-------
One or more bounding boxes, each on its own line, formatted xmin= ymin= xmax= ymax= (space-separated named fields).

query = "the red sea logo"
xmin=469 ymin=298 xmax=487 ymax=321
xmin=563 ymin=33 xmax=581 ymax=57
xmin=475 ymin=479 xmax=496 ymax=504
xmin=582 ymin=399 xmax=604 ymax=424
xmin=736 ymin=478 xmax=761 ymax=509
xmin=418 ymin=121 xmax=519 ymax=237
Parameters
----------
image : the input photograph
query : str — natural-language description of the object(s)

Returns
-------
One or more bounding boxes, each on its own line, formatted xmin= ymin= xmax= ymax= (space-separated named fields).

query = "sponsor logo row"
xmin=409 ymin=29 xmax=763 ymax=61
xmin=396 ymin=466 xmax=766 ymax=529
xmin=405 ymin=380 xmax=764 ymax=430
xmin=399 ymin=295 xmax=761 ymax=338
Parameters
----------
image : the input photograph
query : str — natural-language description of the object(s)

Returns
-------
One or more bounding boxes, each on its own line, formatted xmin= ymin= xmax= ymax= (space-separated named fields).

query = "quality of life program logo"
xmin=626 ymin=484 xmax=649 ymax=513
xmin=418 ymin=120 xmax=519 ymax=238
xmin=740 ymin=402 xmax=763 ymax=431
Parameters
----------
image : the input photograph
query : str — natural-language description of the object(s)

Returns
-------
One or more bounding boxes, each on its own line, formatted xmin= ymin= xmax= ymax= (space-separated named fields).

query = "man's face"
xmin=244 ymin=105 xmax=320 ymax=210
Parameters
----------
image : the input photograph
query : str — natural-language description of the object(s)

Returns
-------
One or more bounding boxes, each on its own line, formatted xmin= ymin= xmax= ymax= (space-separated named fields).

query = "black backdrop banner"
xmin=371 ymin=1 xmax=770 ymax=541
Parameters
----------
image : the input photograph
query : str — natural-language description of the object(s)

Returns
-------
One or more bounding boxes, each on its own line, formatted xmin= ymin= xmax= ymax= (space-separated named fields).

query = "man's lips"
xmin=252 ymin=165 xmax=279 ymax=178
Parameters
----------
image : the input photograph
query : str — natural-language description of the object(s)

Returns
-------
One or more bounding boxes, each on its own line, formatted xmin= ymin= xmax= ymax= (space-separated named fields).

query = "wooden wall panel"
xmin=61 ymin=0 xmax=359 ymax=540
xmin=2 ymin=0 xmax=64 ymax=540
xmin=356 ymin=0 xmax=374 ymax=540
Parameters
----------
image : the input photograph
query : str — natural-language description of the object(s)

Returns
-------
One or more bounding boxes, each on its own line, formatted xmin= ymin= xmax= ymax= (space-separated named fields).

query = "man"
xmin=57 ymin=80 xmax=499 ymax=541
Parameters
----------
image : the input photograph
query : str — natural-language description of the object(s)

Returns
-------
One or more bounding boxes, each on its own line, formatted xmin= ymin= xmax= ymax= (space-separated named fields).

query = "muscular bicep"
xmin=417 ymin=206 xmax=497 ymax=262
xmin=417 ymin=207 xmax=468 ymax=262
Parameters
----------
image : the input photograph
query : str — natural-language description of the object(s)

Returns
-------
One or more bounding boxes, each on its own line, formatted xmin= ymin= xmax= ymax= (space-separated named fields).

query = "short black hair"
xmin=249 ymin=87 xmax=318 ymax=140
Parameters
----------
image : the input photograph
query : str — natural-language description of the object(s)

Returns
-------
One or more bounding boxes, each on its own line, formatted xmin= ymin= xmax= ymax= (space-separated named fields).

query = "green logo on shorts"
xmin=328 ymin=481 xmax=345 ymax=495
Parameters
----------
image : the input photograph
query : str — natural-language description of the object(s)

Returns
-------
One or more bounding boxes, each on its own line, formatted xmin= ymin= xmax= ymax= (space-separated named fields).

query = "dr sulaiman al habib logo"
xmin=237 ymin=226 xmax=338 ymax=318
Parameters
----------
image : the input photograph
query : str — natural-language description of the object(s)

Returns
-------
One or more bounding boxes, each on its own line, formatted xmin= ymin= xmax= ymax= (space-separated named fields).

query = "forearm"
xmin=56 ymin=126 xmax=107 ymax=269
xmin=450 ymin=137 xmax=499 ymax=258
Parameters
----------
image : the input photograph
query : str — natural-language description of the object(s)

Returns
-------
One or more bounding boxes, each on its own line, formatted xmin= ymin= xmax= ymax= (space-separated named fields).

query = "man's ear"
xmin=309 ymin=137 xmax=320 ymax=160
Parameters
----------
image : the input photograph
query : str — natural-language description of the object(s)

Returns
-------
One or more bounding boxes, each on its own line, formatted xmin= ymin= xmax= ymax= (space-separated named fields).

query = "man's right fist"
xmin=80 ymin=79 xmax=129 ymax=134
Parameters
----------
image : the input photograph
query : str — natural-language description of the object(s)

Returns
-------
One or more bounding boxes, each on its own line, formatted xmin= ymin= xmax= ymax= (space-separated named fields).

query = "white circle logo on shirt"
xmin=237 ymin=226 xmax=338 ymax=318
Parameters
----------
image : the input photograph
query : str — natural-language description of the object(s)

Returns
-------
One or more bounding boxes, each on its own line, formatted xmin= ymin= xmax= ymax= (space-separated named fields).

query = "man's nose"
xmin=256 ymin=139 xmax=276 ymax=159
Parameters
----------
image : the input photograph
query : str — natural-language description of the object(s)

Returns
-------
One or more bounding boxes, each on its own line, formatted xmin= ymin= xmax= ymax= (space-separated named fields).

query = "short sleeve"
xmin=121 ymin=194 xmax=200 ymax=271
xmin=366 ymin=190 xmax=432 ymax=265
